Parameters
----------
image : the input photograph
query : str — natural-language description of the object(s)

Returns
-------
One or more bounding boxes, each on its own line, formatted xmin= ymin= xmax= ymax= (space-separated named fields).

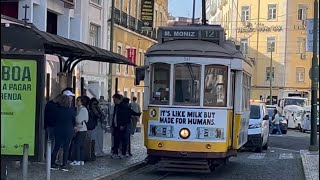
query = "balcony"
xmin=112 ymin=8 xmax=157 ymax=40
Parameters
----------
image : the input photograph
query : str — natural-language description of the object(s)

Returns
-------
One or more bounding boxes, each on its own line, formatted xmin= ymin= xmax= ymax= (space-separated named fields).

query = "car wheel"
xmin=302 ymin=129 xmax=306 ymax=133
xmin=262 ymin=142 xmax=268 ymax=150
xmin=282 ymin=130 xmax=287 ymax=134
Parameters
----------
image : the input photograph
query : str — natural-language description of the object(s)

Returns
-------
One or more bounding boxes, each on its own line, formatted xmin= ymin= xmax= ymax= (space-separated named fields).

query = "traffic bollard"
xmin=22 ymin=144 xmax=29 ymax=180
xmin=46 ymin=140 xmax=51 ymax=180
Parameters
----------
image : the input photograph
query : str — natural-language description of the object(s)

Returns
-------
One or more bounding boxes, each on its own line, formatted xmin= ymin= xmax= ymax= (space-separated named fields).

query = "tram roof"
xmin=146 ymin=39 xmax=245 ymax=60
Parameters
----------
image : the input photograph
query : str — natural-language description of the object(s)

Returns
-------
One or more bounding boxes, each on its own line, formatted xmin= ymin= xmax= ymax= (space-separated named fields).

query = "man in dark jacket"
xmin=111 ymin=94 xmax=140 ymax=159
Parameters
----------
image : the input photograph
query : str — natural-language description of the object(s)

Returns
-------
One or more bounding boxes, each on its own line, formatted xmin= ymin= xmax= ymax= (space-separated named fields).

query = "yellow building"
xmin=111 ymin=0 xmax=168 ymax=106
xmin=207 ymin=0 xmax=316 ymax=103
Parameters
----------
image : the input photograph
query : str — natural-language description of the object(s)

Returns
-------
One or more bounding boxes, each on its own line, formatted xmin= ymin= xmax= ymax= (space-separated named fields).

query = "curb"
xmin=94 ymin=161 xmax=147 ymax=180
xmin=300 ymin=150 xmax=319 ymax=180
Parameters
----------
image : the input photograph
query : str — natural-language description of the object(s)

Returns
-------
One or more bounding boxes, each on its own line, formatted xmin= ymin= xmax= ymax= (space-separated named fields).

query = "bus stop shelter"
xmin=1 ymin=22 xmax=134 ymax=162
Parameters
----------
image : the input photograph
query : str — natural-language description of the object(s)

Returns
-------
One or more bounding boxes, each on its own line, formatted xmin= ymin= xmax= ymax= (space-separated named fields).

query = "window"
xmin=250 ymin=105 xmax=261 ymax=119
xmin=90 ymin=0 xmax=101 ymax=5
xmin=267 ymin=37 xmax=276 ymax=52
xmin=131 ymin=92 xmax=134 ymax=100
xmin=116 ymin=45 xmax=122 ymax=73
xmin=125 ymin=65 xmax=129 ymax=74
xmin=124 ymin=91 xmax=128 ymax=98
xmin=139 ymin=52 xmax=143 ymax=66
xmin=266 ymin=67 xmax=275 ymax=81
xmin=150 ymin=63 xmax=170 ymax=105
xmin=298 ymin=5 xmax=307 ymax=20
xmin=154 ymin=10 xmax=158 ymax=28
xmin=296 ymin=67 xmax=305 ymax=82
xmin=160 ymin=12 xmax=163 ymax=26
xmin=241 ymin=6 xmax=250 ymax=21
xmin=127 ymin=0 xmax=131 ymax=15
xmin=268 ymin=4 xmax=277 ymax=20
xmin=298 ymin=38 xmax=306 ymax=55
xmin=240 ymin=38 xmax=248 ymax=54
xmin=204 ymin=66 xmax=228 ymax=107
xmin=89 ymin=24 xmax=99 ymax=47
xmin=174 ymin=63 xmax=201 ymax=106
xmin=242 ymin=73 xmax=251 ymax=110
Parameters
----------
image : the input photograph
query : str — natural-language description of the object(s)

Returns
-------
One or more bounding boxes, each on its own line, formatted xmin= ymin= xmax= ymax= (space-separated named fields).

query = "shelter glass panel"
xmin=150 ymin=63 xmax=170 ymax=105
xmin=204 ymin=65 xmax=228 ymax=107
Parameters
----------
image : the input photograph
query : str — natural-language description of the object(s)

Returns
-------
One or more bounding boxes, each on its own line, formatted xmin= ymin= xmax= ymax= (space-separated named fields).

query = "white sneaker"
xmin=70 ymin=161 xmax=80 ymax=166
xmin=80 ymin=161 xmax=84 ymax=165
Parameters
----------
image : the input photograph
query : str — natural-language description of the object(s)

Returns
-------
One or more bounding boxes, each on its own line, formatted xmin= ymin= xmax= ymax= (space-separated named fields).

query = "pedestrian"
xmin=129 ymin=97 xmax=141 ymax=136
xmin=272 ymin=109 xmax=282 ymax=135
xmin=44 ymin=94 xmax=63 ymax=152
xmin=50 ymin=91 xmax=76 ymax=171
xmin=111 ymin=95 xmax=141 ymax=159
xmin=70 ymin=96 xmax=90 ymax=166
xmin=89 ymin=98 xmax=107 ymax=157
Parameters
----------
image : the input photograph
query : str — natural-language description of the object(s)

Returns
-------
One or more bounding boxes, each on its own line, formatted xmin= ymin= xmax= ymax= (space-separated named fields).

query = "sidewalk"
xmin=6 ymin=128 xmax=147 ymax=180
xmin=300 ymin=150 xmax=319 ymax=180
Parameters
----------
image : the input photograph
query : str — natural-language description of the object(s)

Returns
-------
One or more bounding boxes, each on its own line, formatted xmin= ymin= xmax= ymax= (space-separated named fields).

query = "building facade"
xmin=109 ymin=0 xmax=168 ymax=107
xmin=1 ymin=0 xmax=111 ymax=98
xmin=206 ymin=0 xmax=316 ymax=102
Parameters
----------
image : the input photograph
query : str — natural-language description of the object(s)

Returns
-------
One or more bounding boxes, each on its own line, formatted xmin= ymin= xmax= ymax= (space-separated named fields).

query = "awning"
xmin=1 ymin=23 xmax=135 ymax=66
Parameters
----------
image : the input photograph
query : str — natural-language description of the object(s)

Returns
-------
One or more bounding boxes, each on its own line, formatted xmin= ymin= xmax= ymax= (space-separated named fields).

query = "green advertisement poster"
xmin=1 ymin=59 xmax=37 ymax=156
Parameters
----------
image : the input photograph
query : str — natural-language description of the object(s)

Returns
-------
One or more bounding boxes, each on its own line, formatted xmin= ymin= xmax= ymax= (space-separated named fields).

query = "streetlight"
xmin=309 ymin=0 xmax=319 ymax=152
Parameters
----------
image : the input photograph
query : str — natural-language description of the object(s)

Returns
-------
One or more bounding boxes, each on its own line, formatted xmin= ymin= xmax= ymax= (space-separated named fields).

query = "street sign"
xmin=306 ymin=19 xmax=319 ymax=52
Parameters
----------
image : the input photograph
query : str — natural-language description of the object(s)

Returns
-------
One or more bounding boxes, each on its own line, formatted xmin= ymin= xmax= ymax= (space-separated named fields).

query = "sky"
xmin=168 ymin=0 xmax=202 ymax=18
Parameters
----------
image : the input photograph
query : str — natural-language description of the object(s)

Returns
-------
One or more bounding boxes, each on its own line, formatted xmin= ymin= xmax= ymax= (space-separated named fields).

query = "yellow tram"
xmin=135 ymin=25 xmax=253 ymax=172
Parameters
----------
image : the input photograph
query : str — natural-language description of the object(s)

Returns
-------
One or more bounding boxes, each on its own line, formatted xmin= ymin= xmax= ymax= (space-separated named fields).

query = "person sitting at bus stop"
xmin=272 ymin=109 xmax=282 ymax=135
xmin=51 ymin=91 xmax=76 ymax=171
xmin=111 ymin=95 xmax=141 ymax=159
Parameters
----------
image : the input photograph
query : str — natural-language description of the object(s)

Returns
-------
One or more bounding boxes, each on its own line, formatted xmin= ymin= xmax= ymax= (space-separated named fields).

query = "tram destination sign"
xmin=162 ymin=29 xmax=221 ymax=40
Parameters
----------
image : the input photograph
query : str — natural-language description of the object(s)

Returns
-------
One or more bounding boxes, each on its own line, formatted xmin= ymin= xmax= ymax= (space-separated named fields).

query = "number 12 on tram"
xmin=135 ymin=25 xmax=253 ymax=171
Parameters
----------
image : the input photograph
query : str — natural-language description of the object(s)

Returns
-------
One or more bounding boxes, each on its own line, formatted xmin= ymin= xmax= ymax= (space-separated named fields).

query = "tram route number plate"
xmin=162 ymin=29 xmax=220 ymax=40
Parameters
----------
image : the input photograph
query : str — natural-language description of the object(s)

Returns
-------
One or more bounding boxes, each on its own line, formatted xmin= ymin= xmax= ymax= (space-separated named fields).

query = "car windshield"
xmin=250 ymin=105 xmax=261 ymax=119
xmin=267 ymin=108 xmax=275 ymax=117
xmin=284 ymin=99 xmax=306 ymax=107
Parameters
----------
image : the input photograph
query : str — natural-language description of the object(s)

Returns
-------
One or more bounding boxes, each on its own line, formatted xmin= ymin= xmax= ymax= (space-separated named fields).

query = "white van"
xmin=244 ymin=102 xmax=270 ymax=152
xmin=283 ymin=105 xmax=305 ymax=129
xmin=301 ymin=105 xmax=319 ymax=133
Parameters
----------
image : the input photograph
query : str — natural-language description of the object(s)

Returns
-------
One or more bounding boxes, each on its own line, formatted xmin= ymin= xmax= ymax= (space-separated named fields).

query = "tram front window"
xmin=204 ymin=66 xmax=228 ymax=107
xmin=174 ymin=63 xmax=201 ymax=106
xmin=150 ymin=63 xmax=170 ymax=105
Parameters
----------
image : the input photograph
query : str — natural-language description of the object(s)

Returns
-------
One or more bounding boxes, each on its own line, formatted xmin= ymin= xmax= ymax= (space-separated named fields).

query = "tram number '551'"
xmin=183 ymin=57 xmax=191 ymax=61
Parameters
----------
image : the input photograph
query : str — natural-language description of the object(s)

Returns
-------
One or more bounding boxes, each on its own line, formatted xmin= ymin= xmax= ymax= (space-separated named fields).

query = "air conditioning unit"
xmin=300 ymin=53 xmax=306 ymax=60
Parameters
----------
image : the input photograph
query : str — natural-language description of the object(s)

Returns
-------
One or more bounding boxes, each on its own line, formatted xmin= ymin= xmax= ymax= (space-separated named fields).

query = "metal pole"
xmin=108 ymin=0 xmax=115 ymax=101
xmin=192 ymin=0 xmax=196 ymax=24
xmin=22 ymin=144 xmax=29 ymax=180
xmin=46 ymin=139 xmax=51 ymax=180
xmin=309 ymin=0 xmax=319 ymax=152
xmin=270 ymin=50 xmax=273 ymax=105
xmin=201 ymin=0 xmax=206 ymax=25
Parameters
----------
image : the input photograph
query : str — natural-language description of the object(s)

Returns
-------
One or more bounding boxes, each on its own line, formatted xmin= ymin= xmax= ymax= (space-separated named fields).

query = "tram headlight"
xmin=179 ymin=128 xmax=190 ymax=139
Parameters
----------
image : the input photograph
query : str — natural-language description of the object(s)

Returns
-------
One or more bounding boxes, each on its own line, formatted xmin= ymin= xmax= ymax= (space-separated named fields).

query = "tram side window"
xmin=174 ymin=63 xmax=201 ymax=106
xmin=150 ymin=63 xmax=170 ymax=105
xmin=242 ymin=73 xmax=251 ymax=110
xmin=204 ymin=66 xmax=228 ymax=107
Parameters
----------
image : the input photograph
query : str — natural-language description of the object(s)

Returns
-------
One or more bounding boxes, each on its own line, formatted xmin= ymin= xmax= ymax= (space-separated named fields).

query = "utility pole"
xmin=309 ymin=0 xmax=319 ymax=152
xmin=192 ymin=0 xmax=196 ymax=24
xmin=108 ymin=0 xmax=115 ymax=101
xmin=269 ymin=50 xmax=273 ymax=105
xmin=201 ymin=0 xmax=206 ymax=25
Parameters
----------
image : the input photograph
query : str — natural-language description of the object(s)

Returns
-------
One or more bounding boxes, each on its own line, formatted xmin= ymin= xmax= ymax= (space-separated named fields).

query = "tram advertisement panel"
xmin=1 ymin=59 xmax=37 ymax=156
xmin=148 ymin=107 xmax=227 ymax=142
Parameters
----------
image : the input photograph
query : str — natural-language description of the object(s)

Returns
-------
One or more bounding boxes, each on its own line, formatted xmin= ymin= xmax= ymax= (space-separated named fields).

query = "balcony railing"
xmin=112 ymin=8 xmax=158 ymax=40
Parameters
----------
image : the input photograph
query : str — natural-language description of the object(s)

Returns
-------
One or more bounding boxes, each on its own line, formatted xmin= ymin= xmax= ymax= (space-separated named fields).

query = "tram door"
xmin=230 ymin=71 xmax=236 ymax=147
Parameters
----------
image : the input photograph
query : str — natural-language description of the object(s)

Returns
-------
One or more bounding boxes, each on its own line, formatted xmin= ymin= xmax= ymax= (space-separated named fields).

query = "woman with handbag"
xmin=70 ymin=96 xmax=90 ymax=166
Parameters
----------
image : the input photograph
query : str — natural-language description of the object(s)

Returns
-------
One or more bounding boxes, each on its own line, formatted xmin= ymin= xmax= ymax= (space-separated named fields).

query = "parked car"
xmin=244 ymin=103 xmax=269 ymax=152
xmin=266 ymin=105 xmax=288 ymax=134
xmin=300 ymin=105 xmax=319 ymax=133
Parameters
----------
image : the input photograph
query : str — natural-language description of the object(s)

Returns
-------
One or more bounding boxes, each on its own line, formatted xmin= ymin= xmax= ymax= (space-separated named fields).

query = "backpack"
xmin=86 ymin=111 xmax=98 ymax=130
